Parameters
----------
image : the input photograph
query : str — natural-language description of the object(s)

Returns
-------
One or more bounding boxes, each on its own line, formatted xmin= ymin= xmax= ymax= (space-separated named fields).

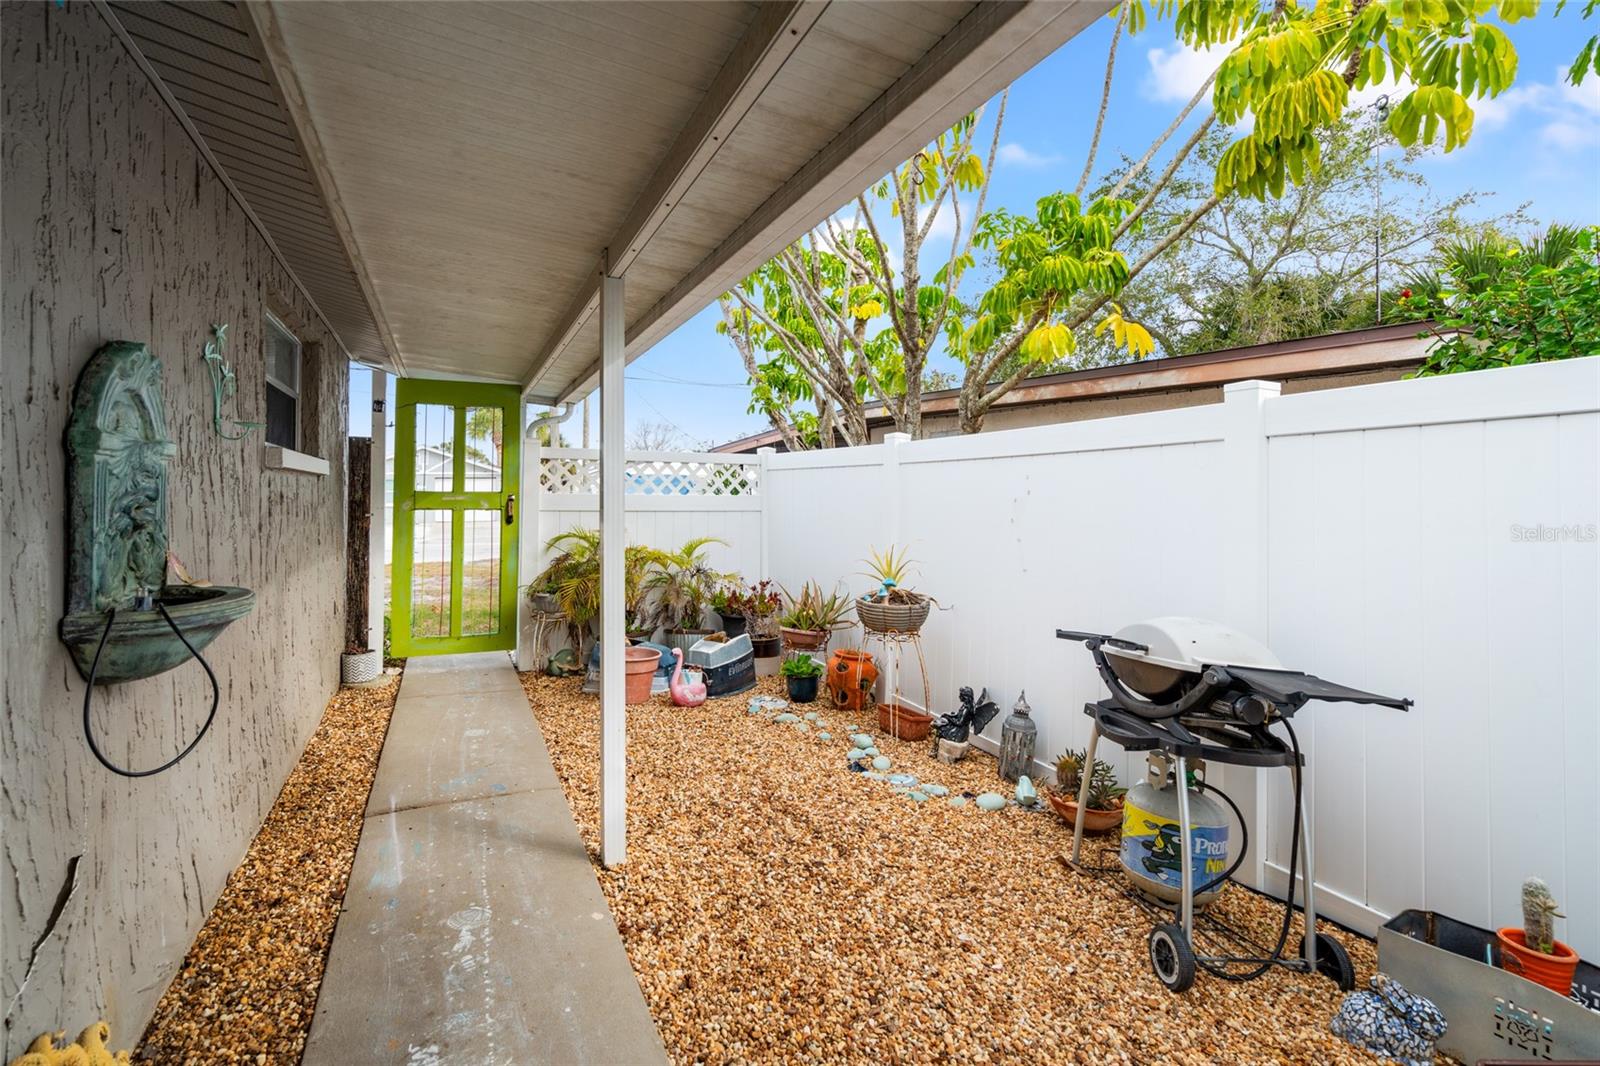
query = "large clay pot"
xmin=624 ymin=646 xmax=662 ymax=704
xmin=827 ymin=649 xmax=878 ymax=711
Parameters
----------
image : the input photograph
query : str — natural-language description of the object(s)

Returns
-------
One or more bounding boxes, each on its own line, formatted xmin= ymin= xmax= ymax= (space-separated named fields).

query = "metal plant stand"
xmin=861 ymin=629 xmax=931 ymax=731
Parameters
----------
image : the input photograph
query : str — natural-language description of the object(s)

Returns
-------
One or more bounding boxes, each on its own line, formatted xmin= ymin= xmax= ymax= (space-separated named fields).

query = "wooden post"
xmin=346 ymin=436 xmax=372 ymax=651
xmin=599 ymin=271 xmax=627 ymax=868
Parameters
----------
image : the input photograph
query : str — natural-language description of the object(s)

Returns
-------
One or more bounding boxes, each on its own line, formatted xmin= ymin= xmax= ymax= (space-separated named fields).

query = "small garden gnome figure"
xmin=998 ymin=691 xmax=1037 ymax=782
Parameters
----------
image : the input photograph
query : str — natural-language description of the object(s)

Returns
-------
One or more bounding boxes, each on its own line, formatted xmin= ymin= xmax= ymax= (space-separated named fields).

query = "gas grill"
xmin=1056 ymin=618 xmax=1412 ymax=993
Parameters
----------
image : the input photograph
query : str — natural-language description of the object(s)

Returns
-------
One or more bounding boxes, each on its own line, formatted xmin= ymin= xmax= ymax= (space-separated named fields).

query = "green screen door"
xmin=391 ymin=378 xmax=521 ymax=656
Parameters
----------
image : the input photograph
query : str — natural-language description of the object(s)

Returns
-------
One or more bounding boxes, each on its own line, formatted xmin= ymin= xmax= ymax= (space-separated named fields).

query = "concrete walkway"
xmin=302 ymin=652 xmax=666 ymax=1066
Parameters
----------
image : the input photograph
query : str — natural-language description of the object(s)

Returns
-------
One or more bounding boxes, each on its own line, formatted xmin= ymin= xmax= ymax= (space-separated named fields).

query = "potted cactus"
xmin=1047 ymin=748 xmax=1125 ymax=832
xmin=1497 ymin=877 xmax=1580 ymax=995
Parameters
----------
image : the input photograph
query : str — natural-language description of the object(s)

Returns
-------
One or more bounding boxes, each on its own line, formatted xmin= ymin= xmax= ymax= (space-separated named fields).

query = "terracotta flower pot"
xmin=826 ymin=649 xmax=877 ymax=712
xmin=624 ymin=646 xmax=661 ymax=705
xmin=878 ymin=701 xmax=932 ymax=741
xmin=780 ymin=626 xmax=826 ymax=652
xmin=1048 ymin=793 xmax=1123 ymax=833
xmin=1497 ymin=927 xmax=1580 ymax=996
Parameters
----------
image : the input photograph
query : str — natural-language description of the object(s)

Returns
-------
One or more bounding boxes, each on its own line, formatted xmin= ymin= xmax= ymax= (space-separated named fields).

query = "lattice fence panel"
xmin=540 ymin=455 xmax=760 ymax=497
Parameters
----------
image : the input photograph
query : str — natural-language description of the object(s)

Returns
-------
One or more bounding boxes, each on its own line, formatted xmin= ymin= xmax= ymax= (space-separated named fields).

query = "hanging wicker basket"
xmin=855 ymin=593 xmax=930 ymax=634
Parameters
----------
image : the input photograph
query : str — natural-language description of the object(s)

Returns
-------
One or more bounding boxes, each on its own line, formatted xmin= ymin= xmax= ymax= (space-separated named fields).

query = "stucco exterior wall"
xmin=2 ymin=4 xmax=347 ymax=1053
xmin=867 ymin=367 xmax=1413 ymax=441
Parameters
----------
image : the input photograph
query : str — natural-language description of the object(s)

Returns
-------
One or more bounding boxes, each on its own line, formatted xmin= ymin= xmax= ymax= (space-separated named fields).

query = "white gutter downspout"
xmin=514 ymin=402 xmax=575 ymax=672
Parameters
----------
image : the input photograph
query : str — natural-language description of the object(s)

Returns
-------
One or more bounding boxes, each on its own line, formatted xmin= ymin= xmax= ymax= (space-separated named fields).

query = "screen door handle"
xmin=503 ymin=493 xmax=516 ymax=526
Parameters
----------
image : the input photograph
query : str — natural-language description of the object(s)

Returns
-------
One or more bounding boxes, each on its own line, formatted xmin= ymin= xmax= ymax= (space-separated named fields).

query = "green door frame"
xmin=391 ymin=378 xmax=521 ymax=656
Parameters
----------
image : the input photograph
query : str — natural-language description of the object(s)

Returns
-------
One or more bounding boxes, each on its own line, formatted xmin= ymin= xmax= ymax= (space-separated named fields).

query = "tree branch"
xmin=1076 ymin=2 xmax=1129 ymax=199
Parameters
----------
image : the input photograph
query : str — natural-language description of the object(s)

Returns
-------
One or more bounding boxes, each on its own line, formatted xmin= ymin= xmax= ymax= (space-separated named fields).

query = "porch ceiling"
xmin=104 ymin=0 xmax=1108 ymax=402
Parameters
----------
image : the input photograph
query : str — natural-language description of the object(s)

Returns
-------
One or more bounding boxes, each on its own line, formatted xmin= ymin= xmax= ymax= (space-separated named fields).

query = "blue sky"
xmin=355 ymin=6 xmax=1600 ymax=447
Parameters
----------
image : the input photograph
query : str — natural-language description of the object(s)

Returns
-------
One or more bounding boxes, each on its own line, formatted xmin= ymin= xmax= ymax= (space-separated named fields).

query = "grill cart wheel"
xmin=1300 ymin=932 xmax=1356 ymax=991
xmin=1149 ymin=923 xmax=1196 ymax=992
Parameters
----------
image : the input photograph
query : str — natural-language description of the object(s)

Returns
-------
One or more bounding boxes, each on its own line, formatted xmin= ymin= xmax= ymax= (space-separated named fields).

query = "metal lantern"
xmin=998 ymin=690 xmax=1037 ymax=782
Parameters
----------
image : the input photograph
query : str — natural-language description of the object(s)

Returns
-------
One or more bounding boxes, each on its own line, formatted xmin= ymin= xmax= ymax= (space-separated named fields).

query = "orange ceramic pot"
xmin=624 ymin=646 xmax=662 ymax=705
xmin=827 ymin=649 xmax=878 ymax=711
xmin=1497 ymin=928 xmax=1580 ymax=996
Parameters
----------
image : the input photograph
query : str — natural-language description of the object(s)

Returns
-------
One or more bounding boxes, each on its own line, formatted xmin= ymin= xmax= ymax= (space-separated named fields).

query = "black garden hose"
xmin=1192 ymin=717 xmax=1305 ymax=982
xmin=82 ymin=603 xmax=221 ymax=778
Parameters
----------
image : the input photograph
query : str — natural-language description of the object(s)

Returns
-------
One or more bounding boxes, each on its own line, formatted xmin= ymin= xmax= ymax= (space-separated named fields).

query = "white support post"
xmin=367 ymin=368 xmax=388 ymax=655
xmin=756 ymin=446 xmax=775 ymax=581
xmin=1217 ymin=379 xmax=1280 ymax=891
xmin=515 ymin=432 xmax=544 ymax=672
xmin=599 ymin=272 xmax=627 ymax=868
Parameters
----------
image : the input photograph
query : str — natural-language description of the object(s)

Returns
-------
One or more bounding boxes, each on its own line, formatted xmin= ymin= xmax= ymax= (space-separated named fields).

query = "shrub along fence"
xmin=522 ymin=358 xmax=1599 ymax=958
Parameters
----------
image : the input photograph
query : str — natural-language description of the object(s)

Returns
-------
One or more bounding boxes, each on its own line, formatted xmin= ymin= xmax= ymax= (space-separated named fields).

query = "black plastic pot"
xmin=716 ymin=611 xmax=748 ymax=638
xmin=786 ymin=674 xmax=820 ymax=703
xmin=750 ymin=635 xmax=781 ymax=658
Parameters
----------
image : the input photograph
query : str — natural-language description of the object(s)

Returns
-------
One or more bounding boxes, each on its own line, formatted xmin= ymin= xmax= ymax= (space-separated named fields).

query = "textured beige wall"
xmin=2 ymin=4 xmax=347 ymax=1053
xmin=870 ymin=367 xmax=1412 ymax=440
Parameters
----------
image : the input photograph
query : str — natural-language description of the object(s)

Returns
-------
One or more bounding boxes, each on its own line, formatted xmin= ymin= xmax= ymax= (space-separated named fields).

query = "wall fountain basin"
xmin=61 ymin=585 xmax=255 ymax=683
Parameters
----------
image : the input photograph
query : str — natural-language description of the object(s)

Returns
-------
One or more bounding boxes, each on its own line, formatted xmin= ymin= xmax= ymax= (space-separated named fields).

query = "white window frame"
xmin=265 ymin=311 xmax=302 ymax=450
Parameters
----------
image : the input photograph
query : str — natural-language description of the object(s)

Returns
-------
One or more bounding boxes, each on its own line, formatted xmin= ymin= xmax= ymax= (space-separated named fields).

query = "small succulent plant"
xmin=1521 ymin=877 xmax=1564 ymax=955
xmin=1055 ymin=748 xmax=1124 ymax=811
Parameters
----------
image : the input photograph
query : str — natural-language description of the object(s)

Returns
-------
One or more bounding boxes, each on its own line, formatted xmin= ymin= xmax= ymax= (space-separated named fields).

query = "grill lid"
xmin=1103 ymin=616 xmax=1283 ymax=674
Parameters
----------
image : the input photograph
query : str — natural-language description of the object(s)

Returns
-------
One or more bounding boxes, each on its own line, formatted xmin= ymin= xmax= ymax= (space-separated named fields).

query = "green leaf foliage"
xmin=1406 ymin=226 xmax=1600 ymax=374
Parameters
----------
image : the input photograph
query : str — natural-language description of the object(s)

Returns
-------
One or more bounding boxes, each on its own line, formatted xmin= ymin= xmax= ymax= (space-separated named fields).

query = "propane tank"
xmin=1120 ymin=752 xmax=1231 ymax=908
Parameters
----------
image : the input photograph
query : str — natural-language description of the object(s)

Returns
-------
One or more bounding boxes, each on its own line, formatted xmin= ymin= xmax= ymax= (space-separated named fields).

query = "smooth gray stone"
xmin=976 ymin=792 xmax=1007 ymax=811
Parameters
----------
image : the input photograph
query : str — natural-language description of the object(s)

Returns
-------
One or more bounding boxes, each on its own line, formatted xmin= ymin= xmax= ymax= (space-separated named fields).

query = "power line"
xmin=626 ymin=370 xmax=748 ymax=389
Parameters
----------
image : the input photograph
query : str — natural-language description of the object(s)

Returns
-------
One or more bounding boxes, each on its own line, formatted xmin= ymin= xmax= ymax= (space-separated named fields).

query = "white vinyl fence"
xmin=516 ymin=448 xmax=767 ymax=666
xmin=518 ymin=359 xmax=1600 ymax=958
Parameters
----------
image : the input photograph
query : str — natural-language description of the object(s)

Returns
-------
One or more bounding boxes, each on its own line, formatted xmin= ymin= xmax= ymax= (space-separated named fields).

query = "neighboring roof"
xmin=713 ymin=321 xmax=1439 ymax=452
xmin=100 ymin=1 xmax=1111 ymax=402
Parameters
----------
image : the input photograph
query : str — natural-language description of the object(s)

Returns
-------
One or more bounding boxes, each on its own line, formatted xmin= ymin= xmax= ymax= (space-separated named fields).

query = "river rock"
xmin=907 ymin=791 xmax=928 ymax=803
xmin=948 ymin=796 xmax=969 ymax=808
xmin=817 ymin=731 xmax=832 ymax=741
xmin=871 ymin=755 xmax=891 ymax=772
xmin=850 ymin=733 xmax=874 ymax=749
xmin=888 ymin=774 xmax=918 ymax=788
xmin=922 ymin=784 xmax=949 ymax=797
xmin=773 ymin=712 xmax=799 ymax=724
xmin=1015 ymin=775 xmax=1038 ymax=807
xmin=975 ymin=792 xmax=1007 ymax=812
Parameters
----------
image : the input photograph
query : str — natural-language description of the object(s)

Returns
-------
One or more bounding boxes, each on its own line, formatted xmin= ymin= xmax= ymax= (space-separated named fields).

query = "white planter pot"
xmin=341 ymin=649 xmax=382 ymax=685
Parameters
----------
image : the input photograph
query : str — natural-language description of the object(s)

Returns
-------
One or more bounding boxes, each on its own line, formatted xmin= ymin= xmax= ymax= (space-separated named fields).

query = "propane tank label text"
xmin=1121 ymin=801 xmax=1229 ymax=891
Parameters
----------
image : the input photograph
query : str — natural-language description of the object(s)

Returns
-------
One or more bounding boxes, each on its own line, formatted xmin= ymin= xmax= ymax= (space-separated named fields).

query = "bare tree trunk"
xmin=345 ymin=437 xmax=372 ymax=651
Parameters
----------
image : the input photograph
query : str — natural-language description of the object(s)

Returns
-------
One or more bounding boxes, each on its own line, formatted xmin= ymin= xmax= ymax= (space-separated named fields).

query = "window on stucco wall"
xmin=265 ymin=312 xmax=302 ymax=450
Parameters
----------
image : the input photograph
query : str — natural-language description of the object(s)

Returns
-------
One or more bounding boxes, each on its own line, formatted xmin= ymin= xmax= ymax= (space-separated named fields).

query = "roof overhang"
xmin=99 ymin=0 xmax=1110 ymax=403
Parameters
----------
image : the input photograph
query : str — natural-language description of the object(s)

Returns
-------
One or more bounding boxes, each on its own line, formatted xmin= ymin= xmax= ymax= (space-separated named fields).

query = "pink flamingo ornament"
xmin=669 ymin=647 xmax=707 ymax=707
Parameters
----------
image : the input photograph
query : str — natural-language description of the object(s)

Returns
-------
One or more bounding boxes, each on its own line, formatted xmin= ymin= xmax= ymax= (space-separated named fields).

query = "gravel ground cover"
xmin=520 ymin=672 xmax=1399 ymax=1066
xmin=136 ymin=672 xmax=402 ymax=1065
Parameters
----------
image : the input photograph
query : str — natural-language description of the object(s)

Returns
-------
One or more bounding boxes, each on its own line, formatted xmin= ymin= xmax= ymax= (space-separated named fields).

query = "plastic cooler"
xmin=687 ymin=634 xmax=756 ymax=697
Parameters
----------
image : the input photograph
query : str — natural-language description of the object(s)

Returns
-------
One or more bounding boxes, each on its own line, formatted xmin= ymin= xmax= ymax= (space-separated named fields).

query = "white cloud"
xmin=1142 ymin=44 xmax=1223 ymax=104
xmin=997 ymin=142 xmax=1062 ymax=168
xmin=1468 ymin=67 xmax=1600 ymax=150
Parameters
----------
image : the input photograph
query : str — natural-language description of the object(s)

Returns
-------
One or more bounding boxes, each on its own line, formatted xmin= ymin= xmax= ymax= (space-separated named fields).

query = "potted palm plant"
xmin=1048 ymin=748 xmax=1125 ymax=832
xmin=647 ymin=536 xmax=728 ymax=653
xmin=781 ymin=652 xmax=823 ymax=703
xmin=778 ymin=580 xmax=853 ymax=652
xmin=856 ymin=545 xmax=932 ymax=635
xmin=531 ymin=528 xmax=664 ymax=655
